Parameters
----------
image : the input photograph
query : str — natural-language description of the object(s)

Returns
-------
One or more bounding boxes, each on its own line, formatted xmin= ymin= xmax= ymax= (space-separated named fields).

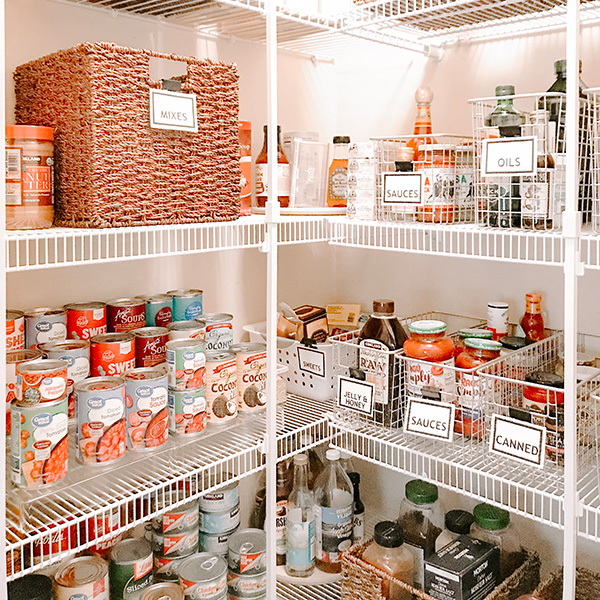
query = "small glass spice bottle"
xmin=435 ymin=509 xmax=475 ymax=552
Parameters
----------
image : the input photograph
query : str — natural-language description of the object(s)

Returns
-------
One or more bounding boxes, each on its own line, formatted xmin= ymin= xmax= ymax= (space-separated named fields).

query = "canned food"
xmin=228 ymin=595 xmax=266 ymax=600
xmin=167 ymin=289 xmax=203 ymax=322
xmin=7 ymin=574 xmax=53 ymax=600
xmin=40 ymin=340 xmax=90 ymax=419
xmin=166 ymin=339 xmax=206 ymax=390
xmin=90 ymin=332 xmax=136 ymax=377
xmin=168 ymin=388 xmax=206 ymax=436
xmin=32 ymin=518 xmax=77 ymax=560
xmin=168 ymin=320 xmax=204 ymax=341
xmin=141 ymin=581 xmax=184 ymax=600
xmin=178 ymin=553 xmax=227 ymax=600
xmin=198 ymin=504 xmax=240 ymax=534
xmin=109 ymin=539 xmax=154 ymax=600
xmin=24 ymin=307 xmax=67 ymax=349
xmin=133 ymin=327 xmax=169 ymax=368
xmin=227 ymin=529 xmax=266 ymax=575
xmin=75 ymin=377 xmax=126 ymax=465
xmin=10 ymin=396 xmax=68 ymax=487
xmin=198 ymin=528 xmax=238 ymax=557
xmin=17 ymin=358 xmax=68 ymax=403
xmin=107 ymin=298 xmax=146 ymax=333
xmin=124 ymin=368 xmax=169 ymax=450
xmin=151 ymin=529 xmax=199 ymax=558
xmin=54 ymin=554 xmax=109 ymax=600
xmin=6 ymin=348 xmax=43 ymax=434
xmin=197 ymin=314 xmax=233 ymax=352
xmin=7 ymin=309 xmax=25 ymax=351
xmin=152 ymin=555 xmax=188 ymax=583
xmin=227 ymin=570 xmax=267 ymax=598
xmin=137 ymin=294 xmax=173 ymax=328
xmin=205 ymin=351 xmax=237 ymax=425
xmin=152 ymin=495 xmax=199 ymax=533
xmin=86 ymin=505 xmax=123 ymax=557
xmin=198 ymin=481 xmax=239 ymax=513
xmin=64 ymin=301 xmax=107 ymax=340
xmin=229 ymin=343 xmax=267 ymax=413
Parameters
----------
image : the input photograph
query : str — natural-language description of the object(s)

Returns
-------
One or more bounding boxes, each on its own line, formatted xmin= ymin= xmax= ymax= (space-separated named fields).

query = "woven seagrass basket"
xmin=14 ymin=42 xmax=241 ymax=228
xmin=533 ymin=568 xmax=600 ymax=600
xmin=342 ymin=541 xmax=540 ymax=600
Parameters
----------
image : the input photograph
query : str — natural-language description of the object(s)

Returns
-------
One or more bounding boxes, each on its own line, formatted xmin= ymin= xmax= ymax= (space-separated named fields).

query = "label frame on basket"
xmin=337 ymin=376 xmax=374 ymax=416
xmin=481 ymin=137 xmax=536 ymax=176
xmin=297 ymin=346 xmax=326 ymax=378
xmin=489 ymin=414 xmax=546 ymax=468
xmin=149 ymin=89 xmax=198 ymax=133
xmin=404 ymin=397 xmax=455 ymax=442
xmin=382 ymin=172 xmax=423 ymax=206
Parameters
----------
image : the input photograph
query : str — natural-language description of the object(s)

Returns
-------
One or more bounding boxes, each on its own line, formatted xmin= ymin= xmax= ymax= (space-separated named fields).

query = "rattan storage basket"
xmin=533 ymin=568 xmax=600 ymax=600
xmin=342 ymin=541 xmax=540 ymax=600
xmin=14 ymin=42 xmax=241 ymax=228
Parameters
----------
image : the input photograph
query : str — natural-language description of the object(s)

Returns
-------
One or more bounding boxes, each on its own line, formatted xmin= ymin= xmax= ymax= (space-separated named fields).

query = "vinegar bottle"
xmin=276 ymin=458 xmax=293 ymax=565
xmin=519 ymin=293 xmax=546 ymax=341
xmin=255 ymin=125 xmax=290 ymax=208
xmin=327 ymin=136 xmax=350 ymax=208
xmin=407 ymin=87 xmax=436 ymax=162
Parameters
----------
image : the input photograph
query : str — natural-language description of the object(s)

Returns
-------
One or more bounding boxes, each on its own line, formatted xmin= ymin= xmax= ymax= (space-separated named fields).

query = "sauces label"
xmin=490 ymin=414 xmax=545 ymax=468
xmin=358 ymin=340 xmax=392 ymax=405
xmin=406 ymin=357 xmax=456 ymax=402
xmin=404 ymin=397 xmax=455 ymax=442
xmin=382 ymin=172 xmax=422 ymax=206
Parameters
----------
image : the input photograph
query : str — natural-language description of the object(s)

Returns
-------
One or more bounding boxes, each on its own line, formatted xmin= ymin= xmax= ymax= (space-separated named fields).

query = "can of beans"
xmin=168 ymin=320 xmax=205 ymax=341
xmin=124 ymin=368 xmax=169 ymax=450
xmin=230 ymin=343 xmax=267 ymax=413
xmin=205 ymin=351 xmax=238 ymax=425
xmin=17 ymin=358 xmax=68 ymax=403
xmin=6 ymin=348 xmax=43 ymax=433
xmin=198 ymin=528 xmax=238 ymax=557
xmin=54 ymin=554 xmax=109 ymax=600
xmin=167 ymin=289 xmax=203 ymax=322
xmin=90 ymin=332 xmax=136 ymax=377
xmin=75 ymin=377 xmax=126 ymax=465
xmin=198 ymin=314 xmax=233 ymax=352
xmin=137 ymin=294 xmax=173 ymax=328
xmin=133 ymin=327 xmax=169 ymax=368
xmin=107 ymin=298 xmax=146 ymax=333
xmin=86 ymin=505 xmax=124 ymax=558
xmin=227 ymin=529 xmax=266 ymax=575
xmin=10 ymin=396 xmax=69 ymax=488
xmin=152 ymin=495 xmax=199 ymax=533
xmin=166 ymin=339 xmax=206 ymax=390
xmin=168 ymin=388 xmax=206 ymax=436
xmin=64 ymin=301 xmax=107 ymax=341
xmin=40 ymin=340 xmax=90 ymax=419
xmin=199 ymin=481 xmax=239 ymax=513
xmin=25 ymin=307 xmax=67 ymax=349
xmin=7 ymin=309 xmax=25 ymax=351
xmin=151 ymin=529 xmax=199 ymax=558
xmin=178 ymin=553 xmax=227 ymax=600
xmin=199 ymin=504 xmax=240 ymax=534
xmin=109 ymin=539 xmax=154 ymax=600
xmin=227 ymin=570 xmax=267 ymax=598
xmin=141 ymin=581 xmax=184 ymax=600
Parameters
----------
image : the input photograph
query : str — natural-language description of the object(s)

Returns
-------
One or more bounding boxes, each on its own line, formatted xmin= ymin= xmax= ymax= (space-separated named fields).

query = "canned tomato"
xmin=25 ymin=307 xmax=67 ymax=348
xmin=107 ymin=298 xmax=146 ymax=333
xmin=133 ymin=327 xmax=169 ymax=368
xmin=205 ymin=351 xmax=237 ymax=425
xmin=166 ymin=339 xmax=206 ymax=390
xmin=227 ymin=570 xmax=267 ymax=598
xmin=6 ymin=348 xmax=43 ymax=433
xmin=199 ymin=504 xmax=240 ymax=534
xmin=152 ymin=556 xmax=189 ymax=583
xmin=168 ymin=320 xmax=204 ymax=341
xmin=17 ymin=358 xmax=68 ymax=403
xmin=198 ymin=314 xmax=233 ymax=352
xmin=178 ymin=553 xmax=227 ymax=600
xmin=54 ymin=554 xmax=109 ymax=600
xmin=7 ymin=309 xmax=25 ymax=350
xmin=75 ymin=377 xmax=126 ymax=465
xmin=10 ymin=396 xmax=68 ymax=488
xmin=124 ymin=368 xmax=169 ymax=450
xmin=109 ymin=539 xmax=154 ymax=600
xmin=90 ymin=332 xmax=136 ymax=377
xmin=168 ymin=289 xmax=203 ymax=322
xmin=152 ymin=495 xmax=199 ymax=533
xmin=86 ymin=505 xmax=124 ymax=558
xmin=32 ymin=517 xmax=77 ymax=560
xmin=227 ymin=529 xmax=266 ymax=575
xmin=199 ymin=481 xmax=239 ymax=513
xmin=151 ymin=529 xmax=199 ymax=558
xmin=230 ymin=343 xmax=267 ymax=413
xmin=64 ymin=301 xmax=107 ymax=340
xmin=141 ymin=581 xmax=184 ymax=600
xmin=40 ymin=340 xmax=90 ymax=419
xmin=137 ymin=294 xmax=173 ymax=328
xmin=198 ymin=528 xmax=238 ymax=557
xmin=168 ymin=388 xmax=206 ymax=436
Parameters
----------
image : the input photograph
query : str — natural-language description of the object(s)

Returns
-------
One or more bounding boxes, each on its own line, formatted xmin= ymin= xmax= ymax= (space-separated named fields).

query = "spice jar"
xmin=522 ymin=371 xmax=564 ymax=427
xmin=5 ymin=125 xmax=54 ymax=230
xmin=454 ymin=328 xmax=493 ymax=358
xmin=435 ymin=509 xmax=475 ymax=552
xmin=415 ymin=144 xmax=456 ymax=223
xmin=545 ymin=406 xmax=564 ymax=466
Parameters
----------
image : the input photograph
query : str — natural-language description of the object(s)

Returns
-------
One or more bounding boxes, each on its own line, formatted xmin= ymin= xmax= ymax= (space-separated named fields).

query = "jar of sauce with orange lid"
xmin=415 ymin=144 xmax=456 ymax=223
xmin=5 ymin=125 xmax=54 ymax=230
xmin=404 ymin=320 xmax=455 ymax=401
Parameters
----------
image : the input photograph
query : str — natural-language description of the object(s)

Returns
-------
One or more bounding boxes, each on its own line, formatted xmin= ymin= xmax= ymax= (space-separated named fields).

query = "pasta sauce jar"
xmin=415 ymin=144 xmax=456 ymax=223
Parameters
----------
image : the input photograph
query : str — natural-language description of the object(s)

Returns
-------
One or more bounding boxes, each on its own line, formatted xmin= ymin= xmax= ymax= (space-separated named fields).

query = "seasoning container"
xmin=522 ymin=371 xmax=564 ymax=427
xmin=435 ymin=510 xmax=475 ymax=551
xmin=6 ymin=125 xmax=54 ymax=230
xmin=545 ymin=406 xmax=564 ymax=466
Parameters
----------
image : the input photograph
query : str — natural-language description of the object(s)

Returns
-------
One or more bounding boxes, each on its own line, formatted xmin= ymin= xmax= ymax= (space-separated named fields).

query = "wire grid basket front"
xmin=372 ymin=135 xmax=474 ymax=223
xmin=470 ymin=92 xmax=594 ymax=231
xmin=585 ymin=88 xmax=600 ymax=232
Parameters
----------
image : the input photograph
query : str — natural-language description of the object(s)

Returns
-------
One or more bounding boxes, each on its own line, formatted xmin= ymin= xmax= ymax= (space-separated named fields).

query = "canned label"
xmin=26 ymin=310 xmax=67 ymax=348
xmin=91 ymin=334 xmax=136 ymax=377
xmin=237 ymin=351 xmax=266 ymax=412
xmin=6 ymin=349 xmax=44 ymax=434
xmin=168 ymin=321 xmax=205 ymax=341
xmin=206 ymin=355 xmax=237 ymax=424
xmin=199 ymin=482 xmax=239 ymax=513
xmin=17 ymin=359 xmax=68 ymax=403
xmin=152 ymin=499 xmax=199 ymax=533
xmin=33 ymin=520 xmax=77 ymax=559
xmin=153 ymin=555 xmax=187 ymax=582
xmin=198 ymin=529 xmax=237 ymax=557
xmin=168 ymin=389 xmax=206 ymax=436
xmin=169 ymin=290 xmax=203 ymax=322
xmin=6 ymin=311 xmax=25 ymax=351
xmin=198 ymin=505 xmax=240 ymax=534
xmin=65 ymin=303 xmax=107 ymax=341
xmin=180 ymin=577 xmax=226 ymax=600
xmin=153 ymin=530 xmax=199 ymax=557
xmin=87 ymin=507 xmax=123 ymax=557
xmin=142 ymin=295 xmax=173 ymax=329
xmin=55 ymin=555 xmax=109 ymax=600
xmin=110 ymin=556 xmax=153 ymax=600
xmin=166 ymin=342 xmax=206 ymax=390
xmin=227 ymin=571 xmax=267 ymax=596
xmin=134 ymin=329 xmax=169 ymax=368
xmin=107 ymin=300 xmax=146 ymax=334
xmin=204 ymin=322 xmax=233 ymax=352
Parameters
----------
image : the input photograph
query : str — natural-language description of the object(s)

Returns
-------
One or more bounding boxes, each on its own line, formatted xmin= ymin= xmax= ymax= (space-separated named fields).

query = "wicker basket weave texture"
xmin=533 ymin=568 xmax=600 ymax=600
xmin=342 ymin=540 xmax=540 ymax=600
xmin=14 ymin=42 xmax=241 ymax=228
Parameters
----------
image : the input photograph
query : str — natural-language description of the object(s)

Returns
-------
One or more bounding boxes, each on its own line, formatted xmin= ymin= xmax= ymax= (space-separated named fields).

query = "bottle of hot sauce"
xmin=407 ymin=87 xmax=436 ymax=162
xmin=255 ymin=125 xmax=290 ymax=208
xmin=519 ymin=293 xmax=546 ymax=341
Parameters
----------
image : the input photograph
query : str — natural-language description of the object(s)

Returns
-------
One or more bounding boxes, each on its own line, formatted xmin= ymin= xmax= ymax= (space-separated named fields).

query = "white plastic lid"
xmin=326 ymin=449 xmax=341 ymax=461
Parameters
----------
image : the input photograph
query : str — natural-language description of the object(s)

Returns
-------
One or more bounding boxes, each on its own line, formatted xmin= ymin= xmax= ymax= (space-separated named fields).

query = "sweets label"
xmin=337 ymin=376 xmax=374 ymax=416
xmin=490 ymin=414 xmax=545 ymax=468
xmin=297 ymin=347 xmax=325 ymax=378
xmin=404 ymin=397 xmax=455 ymax=442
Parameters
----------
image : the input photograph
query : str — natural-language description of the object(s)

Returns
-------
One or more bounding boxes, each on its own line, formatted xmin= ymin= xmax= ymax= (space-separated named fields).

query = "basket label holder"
xmin=337 ymin=376 xmax=374 ymax=416
xmin=297 ymin=346 xmax=326 ymax=378
xmin=489 ymin=414 xmax=546 ymax=468
xmin=382 ymin=172 xmax=423 ymax=206
xmin=149 ymin=88 xmax=198 ymax=133
xmin=404 ymin=397 xmax=455 ymax=442
xmin=481 ymin=137 xmax=536 ymax=176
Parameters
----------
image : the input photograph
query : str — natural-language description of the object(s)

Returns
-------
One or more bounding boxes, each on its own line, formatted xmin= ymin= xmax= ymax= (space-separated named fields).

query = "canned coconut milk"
xmin=124 ymin=368 xmax=169 ymax=450
xmin=17 ymin=358 xmax=68 ymax=403
xmin=54 ymin=554 xmax=109 ymax=600
xmin=178 ymin=553 xmax=227 ymax=600
xmin=10 ymin=396 xmax=69 ymax=488
xmin=230 ymin=343 xmax=267 ymax=413
xmin=205 ymin=351 xmax=237 ymax=424
xmin=109 ymin=539 xmax=154 ymax=600
xmin=199 ymin=481 xmax=239 ymax=513
xmin=137 ymin=294 xmax=173 ymax=328
xmin=199 ymin=504 xmax=240 ymax=534
xmin=141 ymin=581 xmax=184 ymax=600
xmin=152 ymin=495 xmax=199 ymax=533
xmin=24 ymin=307 xmax=67 ymax=349
xmin=75 ymin=377 xmax=126 ymax=465
xmin=166 ymin=339 xmax=206 ymax=390
xmin=168 ymin=320 xmax=205 ymax=341
xmin=227 ymin=570 xmax=267 ymax=598
xmin=6 ymin=348 xmax=43 ymax=433
xmin=64 ymin=301 xmax=107 ymax=340
xmin=107 ymin=298 xmax=146 ymax=333
xmin=90 ymin=332 xmax=136 ymax=377
xmin=227 ymin=529 xmax=266 ymax=575
xmin=168 ymin=289 xmax=203 ymax=322
xmin=6 ymin=309 xmax=25 ymax=351
xmin=133 ymin=327 xmax=169 ymax=368
xmin=151 ymin=529 xmax=199 ymax=559
xmin=168 ymin=388 xmax=206 ymax=436
xmin=197 ymin=314 xmax=233 ymax=352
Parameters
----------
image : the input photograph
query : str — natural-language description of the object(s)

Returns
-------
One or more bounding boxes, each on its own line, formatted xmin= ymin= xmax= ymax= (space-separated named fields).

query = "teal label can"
xmin=167 ymin=289 xmax=203 ymax=322
xmin=138 ymin=294 xmax=173 ymax=328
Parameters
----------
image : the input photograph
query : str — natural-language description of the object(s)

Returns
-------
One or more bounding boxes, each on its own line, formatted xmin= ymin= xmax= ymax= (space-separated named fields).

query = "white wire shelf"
xmin=277 ymin=581 xmax=341 ymax=599
xmin=5 ymin=394 xmax=332 ymax=580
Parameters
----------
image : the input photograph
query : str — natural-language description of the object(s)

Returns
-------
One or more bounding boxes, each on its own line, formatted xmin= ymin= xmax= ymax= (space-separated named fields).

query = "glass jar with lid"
xmin=454 ymin=328 xmax=494 ymax=358
xmin=415 ymin=144 xmax=456 ymax=223
xmin=435 ymin=509 xmax=475 ymax=551
xmin=522 ymin=371 xmax=564 ymax=427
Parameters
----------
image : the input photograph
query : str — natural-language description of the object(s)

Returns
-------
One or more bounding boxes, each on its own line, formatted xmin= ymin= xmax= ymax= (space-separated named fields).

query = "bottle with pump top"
xmin=348 ymin=472 xmax=365 ymax=545
xmin=327 ymin=136 xmax=351 ymax=208
xmin=408 ymin=87 xmax=436 ymax=162
xmin=255 ymin=125 xmax=290 ymax=208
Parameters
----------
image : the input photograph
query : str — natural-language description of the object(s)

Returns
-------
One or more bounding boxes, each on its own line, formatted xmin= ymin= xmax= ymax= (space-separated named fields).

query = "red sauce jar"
xmin=522 ymin=371 xmax=564 ymax=427
xmin=415 ymin=144 xmax=456 ymax=223
xmin=453 ymin=328 xmax=494 ymax=358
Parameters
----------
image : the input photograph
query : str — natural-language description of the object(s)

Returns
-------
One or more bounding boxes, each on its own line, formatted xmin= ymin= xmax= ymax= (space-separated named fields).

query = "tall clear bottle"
xmin=286 ymin=454 xmax=316 ymax=577
xmin=314 ymin=449 xmax=354 ymax=574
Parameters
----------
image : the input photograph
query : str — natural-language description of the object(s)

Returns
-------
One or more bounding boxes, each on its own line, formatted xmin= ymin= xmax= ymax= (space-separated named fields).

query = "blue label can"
xmin=167 ymin=289 xmax=203 ymax=322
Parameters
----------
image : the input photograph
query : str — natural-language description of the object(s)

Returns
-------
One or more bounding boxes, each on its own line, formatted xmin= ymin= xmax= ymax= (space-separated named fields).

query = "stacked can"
xmin=178 ymin=552 xmax=227 ymax=600
xmin=198 ymin=482 xmax=241 ymax=558
xmin=205 ymin=351 xmax=238 ymax=425
xmin=227 ymin=529 xmax=267 ymax=600
xmin=149 ymin=494 xmax=200 ymax=583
